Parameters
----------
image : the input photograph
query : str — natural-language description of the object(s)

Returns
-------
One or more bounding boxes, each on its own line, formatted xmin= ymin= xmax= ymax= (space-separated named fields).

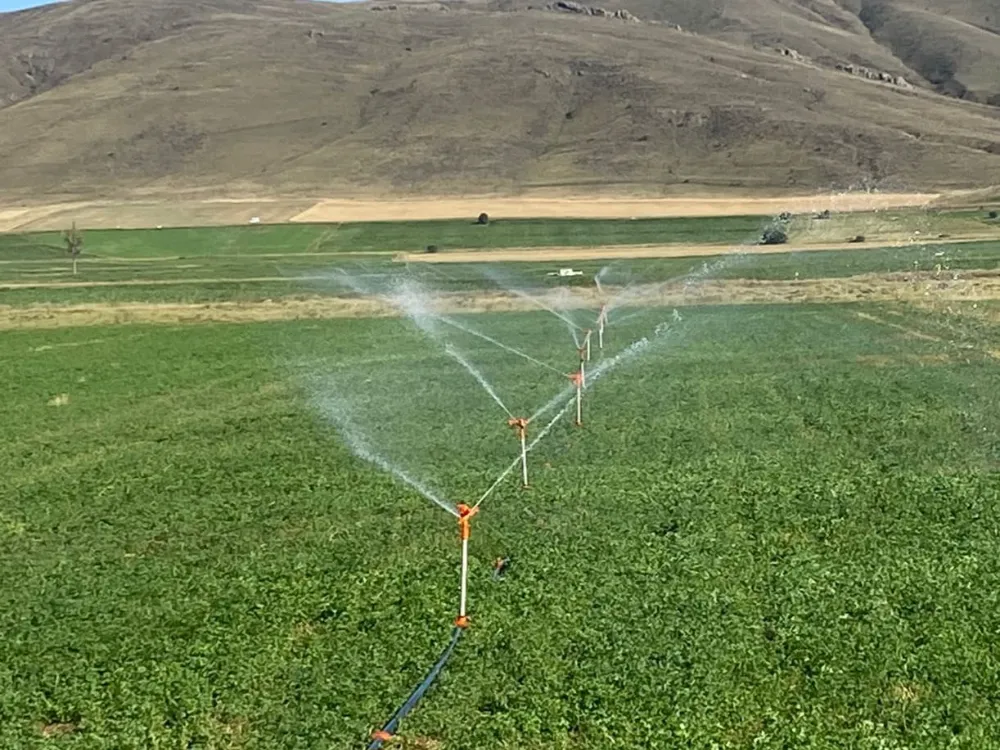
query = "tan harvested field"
xmin=5 ymin=270 xmax=1000 ymax=329
xmin=290 ymin=193 xmax=941 ymax=223
xmin=0 ymin=199 xmax=318 ymax=232
xmin=0 ymin=192 xmax=945 ymax=232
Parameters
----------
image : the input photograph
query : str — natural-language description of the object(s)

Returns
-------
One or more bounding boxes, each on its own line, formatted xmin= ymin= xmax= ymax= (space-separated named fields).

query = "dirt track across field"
xmin=0 ymin=192 xmax=940 ymax=231
xmin=399 ymin=236 xmax=986 ymax=264
xmin=4 ymin=270 xmax=1000 ymax=329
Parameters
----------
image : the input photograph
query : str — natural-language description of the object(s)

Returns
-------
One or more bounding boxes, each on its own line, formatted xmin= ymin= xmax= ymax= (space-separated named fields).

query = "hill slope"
xmin=0 ymin=0 xmax=998 ymax=200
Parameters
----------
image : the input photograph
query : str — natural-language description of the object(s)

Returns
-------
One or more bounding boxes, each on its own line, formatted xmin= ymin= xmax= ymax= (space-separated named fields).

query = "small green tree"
xmin=63 ymin=222 xmax=83 ymax=275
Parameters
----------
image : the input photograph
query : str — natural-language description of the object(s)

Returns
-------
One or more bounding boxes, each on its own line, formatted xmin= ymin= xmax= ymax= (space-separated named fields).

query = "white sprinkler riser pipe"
xmin=520 ymin=432 xmax=528 ymax=487
xmin=581 ymin=359 xmax=586 ymax=389
xmin=598 ymin=324 xmax=604 ymax=350
xmin=459 ymin=537 xmax=469 ymax=617
xmin=576 ymin=383 xmax=582 ymax=425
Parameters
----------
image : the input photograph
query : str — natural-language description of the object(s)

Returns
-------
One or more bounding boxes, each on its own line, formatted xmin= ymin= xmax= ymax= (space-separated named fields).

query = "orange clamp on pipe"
xmin=568 ymin=371 xmax=583 ymax=387
xmin=454 ymin=615 xmax=470 ymax=629
xmin=372 ymin=729 xmax=393 ymax=742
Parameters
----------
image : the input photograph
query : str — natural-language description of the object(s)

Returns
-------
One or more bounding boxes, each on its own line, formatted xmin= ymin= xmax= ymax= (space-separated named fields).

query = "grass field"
xmin=1 ymin=210 xmax=999 ymax=309
xmin=4 ymin=210 xmax=1000 ymax=748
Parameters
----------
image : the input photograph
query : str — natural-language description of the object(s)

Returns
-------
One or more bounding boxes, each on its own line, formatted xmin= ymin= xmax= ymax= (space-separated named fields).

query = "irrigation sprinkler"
xmin=568 ymin=369 xmax=583 ymax=426
xmin=454 ymin=503 xmax=479 ymax=629
xmin=576 ymin=343 xmax=587 ymax=388
xmin=507 ymin=417 xmax=530 ymax=488
xmin=584 ymin=329 xmax=592 ymax=362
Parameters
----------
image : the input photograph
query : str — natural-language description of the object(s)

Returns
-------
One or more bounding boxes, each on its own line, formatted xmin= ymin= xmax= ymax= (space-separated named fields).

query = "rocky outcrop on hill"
xmin=773 ymin=46 xmax=910 ymax=89
xmin=835 ymin=62 xmax=911 ymax=89
xmin=547 ymin=1 xmax=640 ymax=22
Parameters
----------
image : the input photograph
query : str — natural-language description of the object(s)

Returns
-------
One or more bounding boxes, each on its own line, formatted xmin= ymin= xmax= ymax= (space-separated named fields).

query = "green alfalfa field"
xmin=3 ymin=212 xmax=1000 ymax=748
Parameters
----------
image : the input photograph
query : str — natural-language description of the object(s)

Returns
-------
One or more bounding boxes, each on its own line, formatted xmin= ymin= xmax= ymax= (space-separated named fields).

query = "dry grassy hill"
xmin=0 ymin=0 xmax=998 ymax=201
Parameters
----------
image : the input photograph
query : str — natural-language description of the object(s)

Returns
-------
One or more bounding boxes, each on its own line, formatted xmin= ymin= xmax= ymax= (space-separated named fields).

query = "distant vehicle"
xmin=249 ymin=216 xmax=261 ymax=224
xmin=547 ymin=268 xmax=583 ymax=277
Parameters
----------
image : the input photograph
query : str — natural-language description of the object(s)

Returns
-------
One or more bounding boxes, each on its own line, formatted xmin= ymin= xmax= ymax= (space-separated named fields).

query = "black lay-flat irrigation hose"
xmin=367 ymin=625 xmax=465 ymax=749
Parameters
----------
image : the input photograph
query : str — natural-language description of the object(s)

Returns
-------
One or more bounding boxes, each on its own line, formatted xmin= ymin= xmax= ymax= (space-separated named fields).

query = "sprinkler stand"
xmin=455 ymin=503 xmax=479 ymax=629
xmin=598 ymin=304 xmax=607 ymax=350
xmin=508 ymin=417 xmax=530 ymax=488
xmin=584 ymin=329 xmax=592 ymax=362
xmin=568 ymin=370 xmax=583 ymax=426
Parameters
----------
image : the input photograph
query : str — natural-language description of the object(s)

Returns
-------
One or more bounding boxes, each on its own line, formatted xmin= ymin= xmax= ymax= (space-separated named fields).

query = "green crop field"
xmin=2 ymin=209 xmax=1000 ymax=310
xmin=3 ymin=211 xmax=1000 ymax=748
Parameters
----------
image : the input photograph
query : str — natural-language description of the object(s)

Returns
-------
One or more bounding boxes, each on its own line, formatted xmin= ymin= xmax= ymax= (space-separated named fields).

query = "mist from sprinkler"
xmin=351 ymin=275 xmax=520 ymax=420
xmin=432 ymin=314 xmax=565 ymax=376
xmin=444 ymin=343 xmax=512 ymax=417
xmin=313 ymin=393 xmax=459 ymax=517
xmin=480 ymin=267 xmax=585 ymax=340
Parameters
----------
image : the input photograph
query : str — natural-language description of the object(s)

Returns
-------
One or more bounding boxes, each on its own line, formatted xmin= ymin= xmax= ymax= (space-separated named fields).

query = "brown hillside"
xmin=0 ymin=0 xmax=998 ymax=201
xmin=858 ymin=0 xmax=1000 ymax=103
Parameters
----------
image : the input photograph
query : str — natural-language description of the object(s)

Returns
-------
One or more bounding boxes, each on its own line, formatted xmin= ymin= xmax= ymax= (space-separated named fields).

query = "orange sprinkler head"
xmin=567 ymin=371 xmax=583 ymax=387
xmin=507 ymin=417 xmax=528 ymax=438
xmin=456 ymin=503 xmax=477 ymax=540
xmin=454 ymin=615 xmax=470 ymax=629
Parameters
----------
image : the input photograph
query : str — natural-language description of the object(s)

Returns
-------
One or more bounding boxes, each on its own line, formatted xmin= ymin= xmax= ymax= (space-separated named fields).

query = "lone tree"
xmin=63 ymin=222 xmax=83 ymax=275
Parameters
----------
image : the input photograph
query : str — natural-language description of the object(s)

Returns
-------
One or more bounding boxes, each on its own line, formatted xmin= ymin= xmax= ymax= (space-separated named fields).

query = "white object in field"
xmin=520 ymin=430 xmax=528 ymax=488
xmin=580 ymin=358 xmax=586 ymax=389
xmin=156 ymin=225 xmax=163 ymax=230
xmin=459 ymin=535 xmax=469 ymax=618
xmin=249 ymin=216 xmax=261 ymax=224
xmin=576 ymin=381 xmax=582 ymax=426
xmin=547 ymin=268 xmax=584 ymax=277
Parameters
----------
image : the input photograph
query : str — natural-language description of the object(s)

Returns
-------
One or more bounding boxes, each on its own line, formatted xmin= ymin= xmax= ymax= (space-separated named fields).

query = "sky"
xmin=0 ymin=0 xmax=61 ymax=10
xmin=0 ymin=0 xmax=347 ymax=10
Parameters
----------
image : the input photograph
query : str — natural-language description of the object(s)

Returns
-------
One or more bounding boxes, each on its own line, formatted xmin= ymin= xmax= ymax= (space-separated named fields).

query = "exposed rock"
xmin=835 ymin=62 xmax=912 ymax=88
xmin=549 ymin=2 xmax=639 ymax=21
xmin=776 ymin=47 xmax=806 ymax=62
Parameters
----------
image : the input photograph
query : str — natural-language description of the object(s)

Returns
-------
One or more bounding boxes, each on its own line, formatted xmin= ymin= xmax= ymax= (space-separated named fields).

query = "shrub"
xmin=848 ymin=234 xmax=866 ymax=243
xmin=425 ymin=245 xmax=438 ymax=254
xmin=477 ymin=213 xmax=489 ymax=225
xmin=759 ymin=226 xmax=788 ymax=245
xmin=988 ymin=210 xmax=998 ymax=219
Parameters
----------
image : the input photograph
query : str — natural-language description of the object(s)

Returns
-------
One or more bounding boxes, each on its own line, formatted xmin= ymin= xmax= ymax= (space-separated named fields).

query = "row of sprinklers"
xmin=359 ymin=267 xmax=666 ymax=747
xmin=458 ymin=300 xmax=606 ymax=628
